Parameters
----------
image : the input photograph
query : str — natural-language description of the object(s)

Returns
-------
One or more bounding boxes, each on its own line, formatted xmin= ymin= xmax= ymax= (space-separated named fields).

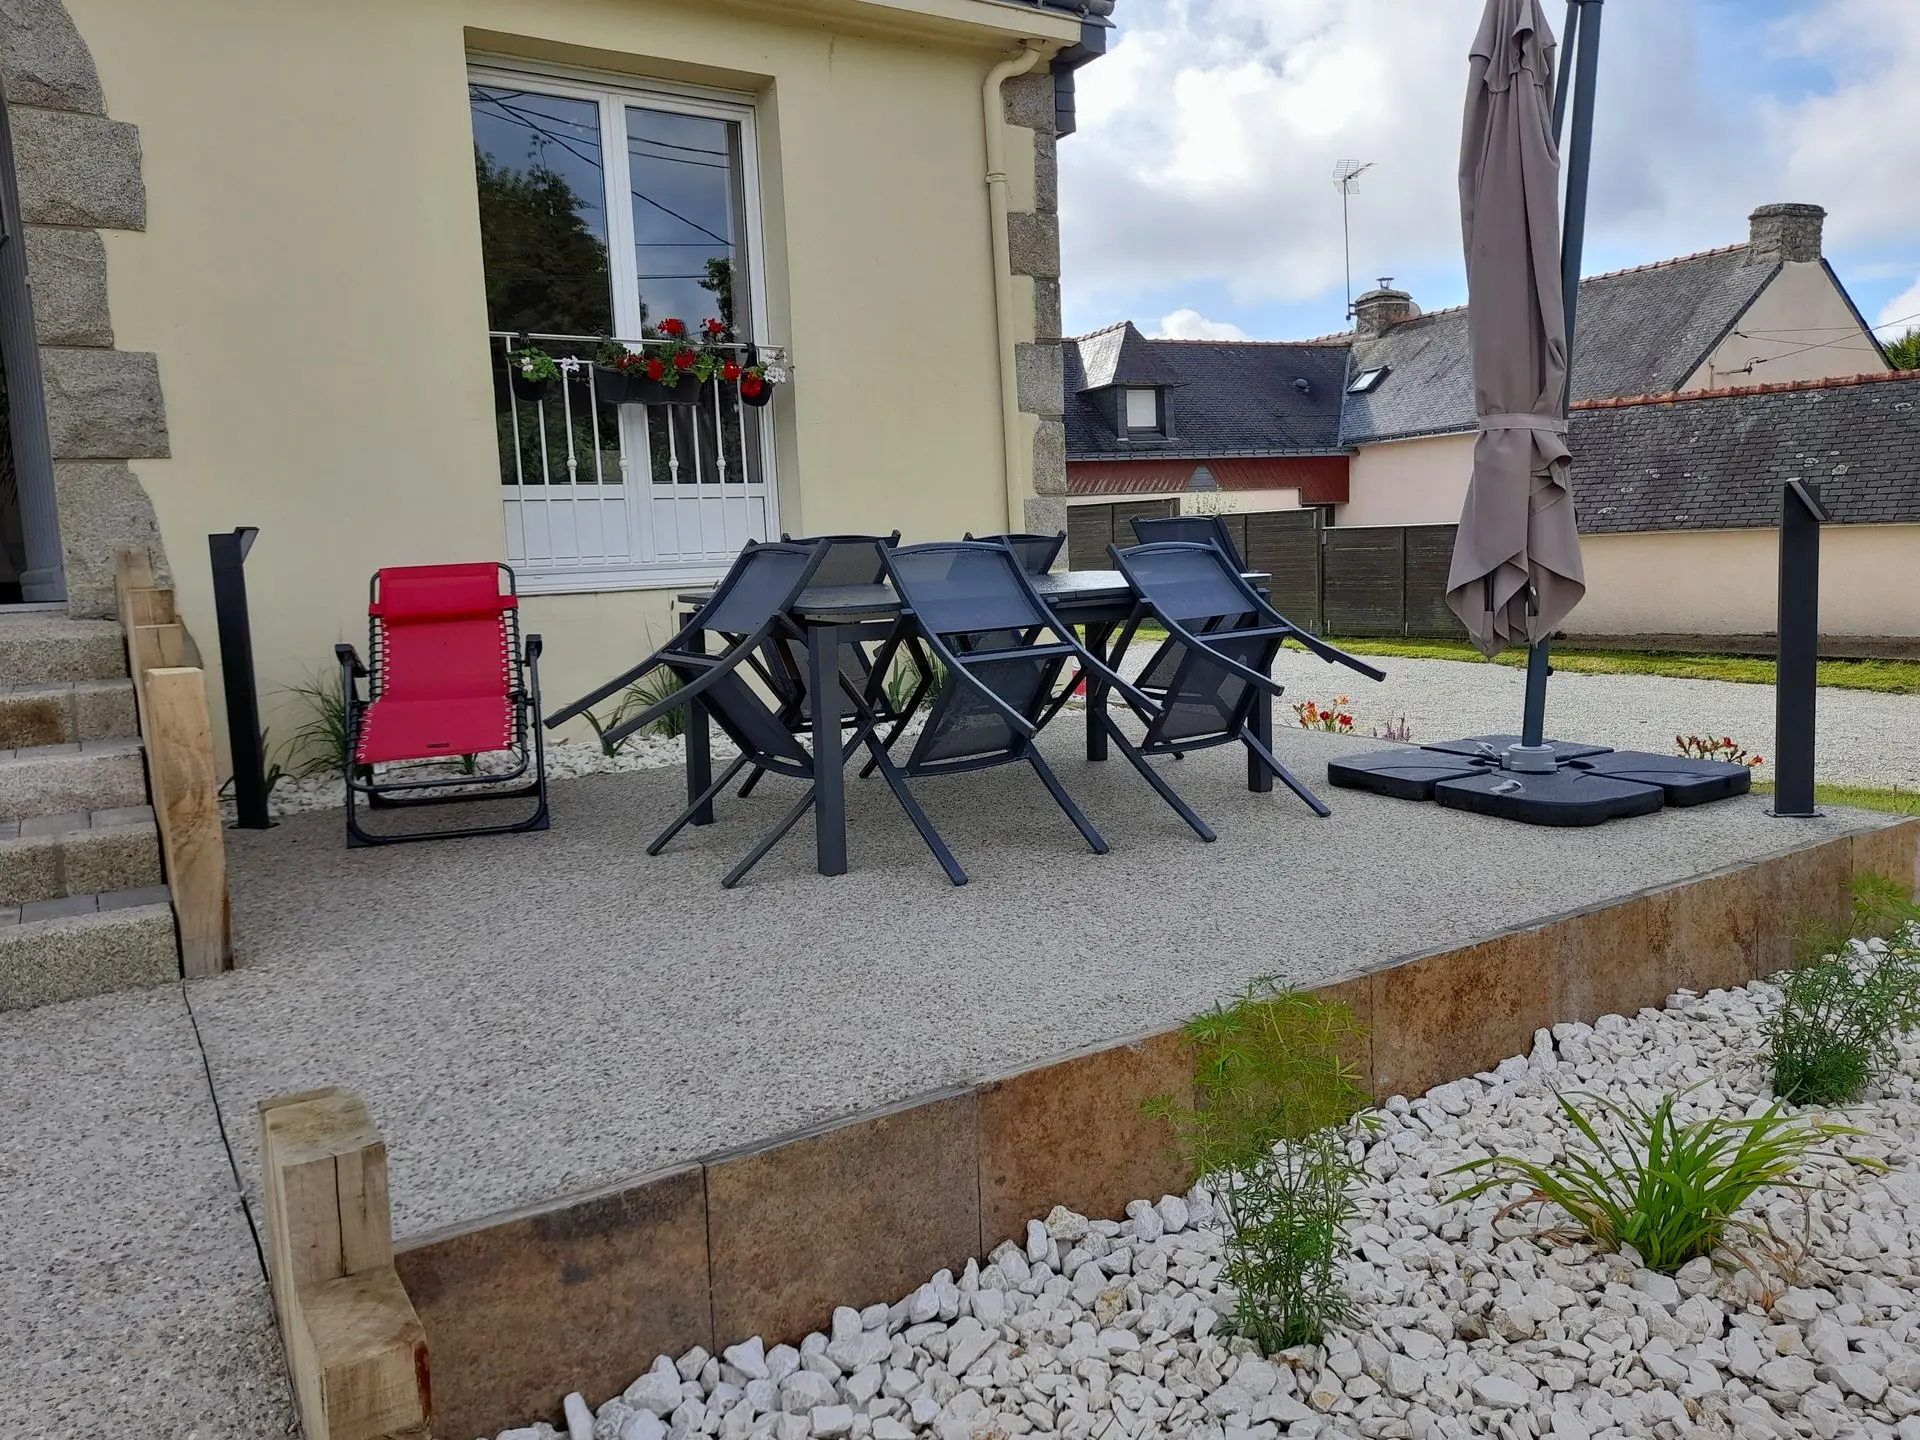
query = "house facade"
xmin=0 ymin=0 xmax=1110 ymax=753
xmin=1066 ymin=202 xmax=1920 ymax=642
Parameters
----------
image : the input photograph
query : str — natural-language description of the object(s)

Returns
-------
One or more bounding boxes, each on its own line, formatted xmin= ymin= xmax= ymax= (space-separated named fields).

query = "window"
xmin=469 ymin=65 xmax=777 ymax=590
xmin=1347 ymin=365 xmax=1390 ymax=395
xmin=1124 ymin=387 xmax=1161 ymax=432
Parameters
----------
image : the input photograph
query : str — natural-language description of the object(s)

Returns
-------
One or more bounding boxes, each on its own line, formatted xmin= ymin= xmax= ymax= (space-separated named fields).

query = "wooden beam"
xmin=260 ymin=1091 xmax=432 ymax=1440
xmin=142 ymin=667 xmax=232 ymax=976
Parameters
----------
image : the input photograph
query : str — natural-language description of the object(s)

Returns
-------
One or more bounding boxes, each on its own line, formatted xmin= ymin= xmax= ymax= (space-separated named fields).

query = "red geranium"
xmin=673 ymin=348 xmax=696 ymax=370
xmin=740 ymin=373 xmax=764 ymax=397
xmin=721 ymin=360 xmax=742 ymax=382
xmin=701 ymin=317 xmax=726 ymax=337
xmin=644 ymin=356 xmax=666 ymax=381
xmin=658 ymin=318 xmax=687 ymax=338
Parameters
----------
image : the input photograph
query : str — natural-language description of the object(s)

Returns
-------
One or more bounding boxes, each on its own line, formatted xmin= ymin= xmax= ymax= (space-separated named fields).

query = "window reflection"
xmin=627 ymin=108 xmax=740 ymax=334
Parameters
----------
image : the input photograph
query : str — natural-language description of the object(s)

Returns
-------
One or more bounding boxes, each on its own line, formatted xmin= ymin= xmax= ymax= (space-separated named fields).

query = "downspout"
xmin=984 ymin=42 xmax=1047 ymax=531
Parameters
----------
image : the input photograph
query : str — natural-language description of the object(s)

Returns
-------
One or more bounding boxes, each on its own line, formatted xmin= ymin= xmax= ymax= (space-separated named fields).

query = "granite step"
xmin=0 ymin=678 xmax=140 ymax=748
xmin=0 ymin=805 xmax=162 ymax=905
xmin=0 ymin=611 xmax=127 ymax=686
xmin=0 ymin=887 xmax=176 ymax=1011
xmin=0 ymin=738 xmax=147 ymax=821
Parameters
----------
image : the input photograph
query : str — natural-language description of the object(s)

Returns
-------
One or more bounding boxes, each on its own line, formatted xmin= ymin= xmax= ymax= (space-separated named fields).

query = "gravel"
xmin=489 ymin=964 xmax=1920 ymax=1440
xmin=1263 ymin=650 xmax=1920 ymax=790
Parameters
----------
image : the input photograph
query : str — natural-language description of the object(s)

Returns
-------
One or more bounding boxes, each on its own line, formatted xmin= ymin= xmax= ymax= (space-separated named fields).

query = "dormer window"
xmin=1125 ymin=387 xmax=1162 ymax=434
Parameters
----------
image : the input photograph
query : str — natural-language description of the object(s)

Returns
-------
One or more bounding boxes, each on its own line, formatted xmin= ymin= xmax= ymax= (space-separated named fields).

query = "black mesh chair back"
xmin=1130 ymin=513 xmax=1245 ymax=570
xmin=964 ymin=531 xmax=1066 ymax=576
xmin=779 ymin=531 xmax=899 ymax=586
xmin=889 ymin=543 xmax=1052 ymax=644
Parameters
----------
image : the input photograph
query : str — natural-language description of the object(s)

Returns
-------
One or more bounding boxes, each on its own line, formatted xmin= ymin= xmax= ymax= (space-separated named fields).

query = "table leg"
xmin=809 ymin=622 xmax=848 ymax=876
xmin=1248 ymin=677 xmax=1274 ymax=794
xmin=685 ymin=626 xmax=714 ymax=824
xmin=1084 ymin=622 xmax=1112 ymax=762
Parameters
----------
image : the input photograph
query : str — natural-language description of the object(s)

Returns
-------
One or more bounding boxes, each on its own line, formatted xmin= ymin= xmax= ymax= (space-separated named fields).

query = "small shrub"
xmin=282 ymin=671 xmax=353 ymax=776
xmin=1448 ymin=1091 xmax=1867 ymax=1273
xmin=585 ymin=670 xmax=686 ymax=753
xmin=881 ymin=648 xmax=940 ymax=718
xmin=1767 ymin=872 xmax=1920 ymax=1106
xmin=1147 ymin=982 xmax=1371 ymax=1352
xmin=1675 ymin=732 xmax=1762 ymax=767
xmin=1293 ymin=696 xmax=1353 ymax=733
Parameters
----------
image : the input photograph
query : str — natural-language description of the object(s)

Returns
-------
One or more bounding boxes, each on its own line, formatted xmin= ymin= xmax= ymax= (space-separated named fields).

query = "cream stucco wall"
xmin=65 ymin=0 xmax=1073 ymax=754
xmin=1576 ymin=525 xmax=1920 ymax=638
xmin=1336 ymin=431 xmax=1475 ymax=528
xmin=1684 ymin=261 xmax=1883 ymax=391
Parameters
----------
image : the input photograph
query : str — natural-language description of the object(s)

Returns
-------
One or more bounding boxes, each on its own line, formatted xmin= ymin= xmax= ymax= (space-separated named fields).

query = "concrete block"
xmin=1033 ymin=277 xmax=1061 ymax=343
xmin=0 ymin=902 xmax=176 ymax=1011
xmin=1031 ymin=417 xmax=1067 ymax=497
xmin=0 ymin=0 xmax=105 ymax=112
xmin=0 ymin=678 xmax=137 ymax=747
xmin=1033 ymin=132 xmax=1058 ymax=214
xmin=1015 ymin=341 xmax=1064 ymax=418
xmin=0 ymin=737 xmax=145 ymax=819
xmin=1024 ymin=496 xmax=1068 ymax=543
xmin=40 ymin=348 xmax=169 ymax=460
xmin=53 ymin=462 xmax=172 ymax=618
xmin=8 ymin=105 xmax=144 ymax=229
xmin=0 ymin=612 xmax=126 ymax=683
xmin=22 ymin=225 xmax=112 ymax=345
xmin=65 ymin=822 xmax=163 ymax=896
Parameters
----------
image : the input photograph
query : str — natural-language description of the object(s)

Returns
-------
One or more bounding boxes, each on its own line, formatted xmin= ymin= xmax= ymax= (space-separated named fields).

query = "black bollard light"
xmin=209 ymin=527 xmax=272 ymax=829
xmin=1771 ymin=481 xmax=1828 ymax=818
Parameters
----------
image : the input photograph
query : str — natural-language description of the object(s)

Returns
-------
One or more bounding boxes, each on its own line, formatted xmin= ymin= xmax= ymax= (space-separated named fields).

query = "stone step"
xmin=0 ymin=805 xmax=161 ymax=905
xmin=0 ymin=678 xmax=140 ymax=748
xmin=0 ymin=887 xmax=176 ymax=1011
xmin=0 ymin=611 xmax=127 ymax=687
xmin=0 ymin=739 xmax=147 ymax=821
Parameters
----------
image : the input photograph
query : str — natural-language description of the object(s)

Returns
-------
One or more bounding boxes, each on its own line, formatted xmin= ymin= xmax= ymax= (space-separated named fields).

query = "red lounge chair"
xmin=335 ymin=562 xmax=550 ymax=846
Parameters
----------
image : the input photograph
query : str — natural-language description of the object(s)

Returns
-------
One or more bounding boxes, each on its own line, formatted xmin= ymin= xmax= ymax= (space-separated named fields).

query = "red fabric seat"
xmin=354 ymin=563 xmax=517 ymax=765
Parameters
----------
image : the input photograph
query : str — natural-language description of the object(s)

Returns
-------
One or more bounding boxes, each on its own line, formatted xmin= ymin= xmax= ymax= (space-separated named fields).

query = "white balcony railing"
xmin=488 ymin=330 xmax=787 ymax=585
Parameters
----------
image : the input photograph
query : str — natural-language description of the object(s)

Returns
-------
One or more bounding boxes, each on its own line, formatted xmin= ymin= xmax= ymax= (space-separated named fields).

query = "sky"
xmin=1058 ymin=0 xmax=1920 ymax=348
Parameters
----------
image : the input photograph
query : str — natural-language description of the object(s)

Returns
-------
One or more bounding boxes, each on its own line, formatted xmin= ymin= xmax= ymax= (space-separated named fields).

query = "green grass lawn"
xmin=1751 ymin=780 xmax=1920 ymax=816
xmin=1298 ymin=635 xmax=1920 ymax=695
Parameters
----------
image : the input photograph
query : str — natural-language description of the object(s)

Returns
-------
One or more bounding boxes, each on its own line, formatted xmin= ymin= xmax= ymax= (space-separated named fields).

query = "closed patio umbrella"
xmin=1445 ymin=0 xmax=1585 ymax=660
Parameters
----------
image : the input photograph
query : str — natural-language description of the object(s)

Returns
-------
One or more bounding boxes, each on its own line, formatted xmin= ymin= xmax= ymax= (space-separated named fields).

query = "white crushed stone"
xmin=493 ymin=969 xmax=1920 ymax=1440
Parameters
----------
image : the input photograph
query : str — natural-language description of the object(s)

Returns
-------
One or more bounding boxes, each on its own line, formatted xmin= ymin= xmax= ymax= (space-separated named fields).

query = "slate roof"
xmin=1064 ymin=322 xmax=1350 ymax=459
xmin=1571 ymin=372 xmax=1920 ymax=535
xmin=1339 ymin=245 xmax=1784 ymax=445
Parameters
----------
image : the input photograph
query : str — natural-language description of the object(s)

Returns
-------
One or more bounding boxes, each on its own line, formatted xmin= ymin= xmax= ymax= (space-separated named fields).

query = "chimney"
xmin=1353 ymin=279 xmax=1414 ymax=338
xmin=1747 ymin=203 xmax=1825 ymax=265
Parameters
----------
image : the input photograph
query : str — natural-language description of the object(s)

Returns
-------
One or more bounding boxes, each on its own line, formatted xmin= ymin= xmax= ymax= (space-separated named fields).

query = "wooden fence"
xmin=1066 ymin=503 xmax=1465 ymax=638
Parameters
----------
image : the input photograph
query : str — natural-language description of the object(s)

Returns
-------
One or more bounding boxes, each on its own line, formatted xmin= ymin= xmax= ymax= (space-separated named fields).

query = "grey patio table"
xmin=676 ymin=568 xmax=1274 ymax=876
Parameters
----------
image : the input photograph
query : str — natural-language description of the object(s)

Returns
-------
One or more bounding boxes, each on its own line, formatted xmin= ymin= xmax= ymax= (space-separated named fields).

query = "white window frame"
xmin=1124 ymin=387 xmax=1160 ymax=432
xmin=470 ymin=58 xmax=780 ymax=594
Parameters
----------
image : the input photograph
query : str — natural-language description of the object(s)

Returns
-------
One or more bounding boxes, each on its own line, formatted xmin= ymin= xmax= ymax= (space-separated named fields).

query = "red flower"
xmin=702 ymin=318 xmax=726 ymax=336
xmin=659 ymin=318 xmax=686 ymax=338
xmin=740 ymin=373 xmax=764 ymax=396
xmin=721 ymin=360 xmax=742 ymax=382
xmin=673 ymin=348 xmax=696 ymax=370
xmin=645 ymin=357 xmax=666 ymax=381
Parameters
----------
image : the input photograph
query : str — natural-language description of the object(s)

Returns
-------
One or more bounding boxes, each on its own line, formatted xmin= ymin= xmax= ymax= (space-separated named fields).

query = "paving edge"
xmin=374 ymin=817 xmax=1920 ymax=1440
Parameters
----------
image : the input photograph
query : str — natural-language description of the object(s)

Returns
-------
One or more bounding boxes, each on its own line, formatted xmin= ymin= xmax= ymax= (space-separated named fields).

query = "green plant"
xmin=584 ymin=670 xmax=686 ymax=754
xmin=281 ymin=671 xmax=354 ymax=777
xmin=1448 ymin=1090 xmax=1868 ymax=1273
xmin=217 ymin=725 xmax=290 ymax=800
xmin=880 ymin=648 xmax=942 ymax=717
xmin=1766 ymin=873 xmax=1920 ymax=1106
xmin=508 ymin=345 xmax=560 ymax=384
xmin=1885 ymin=326 xmax=1920 ymax=373
xmin=1147 ymin=982 xmax=1372 ymax=1351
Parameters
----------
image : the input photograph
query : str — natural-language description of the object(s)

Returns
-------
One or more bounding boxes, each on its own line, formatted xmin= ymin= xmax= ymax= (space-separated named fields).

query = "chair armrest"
xmin=335 ymin=642 xmax=367 ymax=678
xmin=524 ymin=632 xmax=544 ymax=664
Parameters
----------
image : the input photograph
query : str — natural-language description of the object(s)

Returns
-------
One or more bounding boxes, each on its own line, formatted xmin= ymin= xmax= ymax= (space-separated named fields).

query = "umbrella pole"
xmin=1519 ymin=0 xmax=1603 ymax=752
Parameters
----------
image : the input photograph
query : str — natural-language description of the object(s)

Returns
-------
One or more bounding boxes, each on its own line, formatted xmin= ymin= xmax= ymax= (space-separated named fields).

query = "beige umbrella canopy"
xmin=1445 ymin=0 xmax=1586 ymax=656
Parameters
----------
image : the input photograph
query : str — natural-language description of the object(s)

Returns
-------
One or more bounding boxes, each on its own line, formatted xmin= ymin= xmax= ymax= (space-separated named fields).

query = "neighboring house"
xmin=1067 ymin=202 xmax=1917 ymax=640
xmin=0 ymin=0 xmax=1112 ymax=752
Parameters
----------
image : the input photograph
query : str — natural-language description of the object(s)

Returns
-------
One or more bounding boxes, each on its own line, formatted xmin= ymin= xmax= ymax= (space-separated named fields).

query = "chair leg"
xmin=1242 ymin=727 xmax=1332 ymax=818
xmin=1100 ymin=715 xmax=1216 ymax=843
xmin=1024 ymin=747 xmax=1108 ymax=855
xmin=737 ymin=763 xmax=766 ymax=799
xmin=722 ymin=784 xmax=817 ymax=889
xmin=861 ymin=734 xmax=968 ymax=886
xmin=651 ymin=752 xmax=753 ymax=856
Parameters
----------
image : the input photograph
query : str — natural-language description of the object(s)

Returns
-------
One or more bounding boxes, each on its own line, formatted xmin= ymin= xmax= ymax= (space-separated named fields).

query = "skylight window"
xmin=1347 ymin=366 xmax=1390 ymax=395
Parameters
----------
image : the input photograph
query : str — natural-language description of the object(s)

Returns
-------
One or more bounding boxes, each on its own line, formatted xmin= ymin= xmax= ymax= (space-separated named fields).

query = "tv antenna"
xmin=1333 ymin=158 xmax=1376 ymax=320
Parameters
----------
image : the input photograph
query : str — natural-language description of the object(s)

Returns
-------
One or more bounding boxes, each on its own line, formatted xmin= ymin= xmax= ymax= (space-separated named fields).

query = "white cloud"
xmin=1061 ymin=0 xmax=1920 ymax=327
xmin=1154 ymin=308 xmax=1249 ymax=340
xmin=1879 ymin=275 xmax=1920 ymax=335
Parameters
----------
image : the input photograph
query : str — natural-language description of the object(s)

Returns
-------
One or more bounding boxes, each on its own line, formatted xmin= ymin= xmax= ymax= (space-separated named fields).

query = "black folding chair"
xmin=1130 ymin=513 xmax=1245 ymax=567
xmin=544 ymin=541 xmax=951 ymax=887
xmin=1100 ymin=541 xmax=1386 ymax=834
xmin=877 ymin=542 xmax=1146 ymax=883
xmin=964 ymin=531 xmax=1066 ymax=576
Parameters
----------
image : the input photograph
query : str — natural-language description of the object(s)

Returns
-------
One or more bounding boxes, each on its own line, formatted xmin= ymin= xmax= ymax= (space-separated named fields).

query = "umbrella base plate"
xmin=1434 ymin=767 xmax=1666 ymax=826
xmin=1327 ymin=742 xmax=1752 ymax=825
